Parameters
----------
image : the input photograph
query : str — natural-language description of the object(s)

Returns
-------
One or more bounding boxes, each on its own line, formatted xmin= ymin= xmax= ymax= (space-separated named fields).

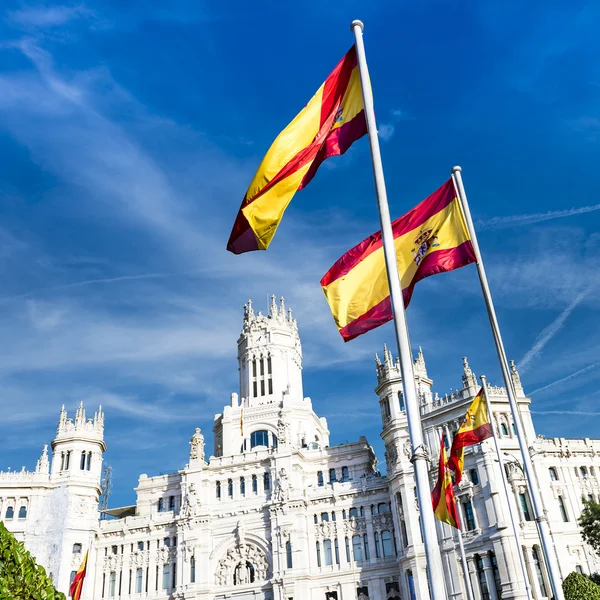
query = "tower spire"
xmin=462 ymin=357 xmax=478 ymax=390
xmin=510 ymin=360 xmax=524 ymax=395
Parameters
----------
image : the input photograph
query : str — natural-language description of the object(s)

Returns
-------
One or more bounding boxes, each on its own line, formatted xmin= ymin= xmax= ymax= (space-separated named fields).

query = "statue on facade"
xmin=277 ymin=417 xmax=290 ymax=446
xmin=181 ymin=483 xmax=198 ymax=518
xmin=189 ymin=428 xmax=205 ymax=461
xmin=273 ymin=468 xmax=289 ymax=502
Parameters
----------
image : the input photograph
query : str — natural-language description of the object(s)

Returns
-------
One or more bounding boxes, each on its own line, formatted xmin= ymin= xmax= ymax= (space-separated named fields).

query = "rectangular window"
xmin=317 ymin=471 xmax=324 ymax=486
xmin=352 ymin=535 xmax=363 ymax=561
xmin=374 ymin=532 xmax=381 ymax=558
xmin=264 ymin=472 xmax=271 ymax=491
xmin=519 ymin=493 xmax=532 ymax=521
xmin=464 ymin=500 xmax=476 ymax=531
xmin=323 ymin=539 xmax=333 ymax=566
xmin=260 ymin=357 xmax=264 ymax=376
xmin=136 ymin=568 xmax=143 ymax=593
xmin=252 ymin=359 xmax=257 ymax=377
xmin=240 ymin=477 xmax=245 ymax=496
xmin=128 ymin=569 xmax=132 ymax=595
xmin=253 ymin=381 xmax=257 ymax=397
xmin=172 ymin=562 xmax=176 ymax=589
xmin=228 ymin=479 xmax=233 ymax=497
xmin=334 ymin=538 xmax=340 ymax=565
xmin=145 ymin=567 xmax=149 ymax=593
xmin=109 ymin=572 xmax=116 ymax=598
xmin=137 ymin=541 xmax=144 ymax=551
xmin=558 ymin=495 xmax=569 ymax=522
xmin=341 ymin=466 xmax=350 ymax=482
xmin=532 ymin=547 xmax=548 ymax=597
xmin=162 ymin=564 xmax=170 ymax=590
xmin=261 ymin=379 xmax=265 ymax=396
xmin=268 ymin=378 xmax=273 ymax=394
xmin=191 ymin=556 xmax=196 ymax=583
xmin=286 ymin=541 xmax=293 ymax=569
xmin=252 ymin=474 xmax=258 ymax=493
xmin=268 ymin=356 xmax=272 ymax=374
xmin=316 ymin=542 xmax=321 ymax=567
xmin=329 ymin=468 xmax=337 ymax=484
xmin=345 ymin=537 xmax=351 ymax=562
xmin=363 ymin=534 xmax=370 ymax=560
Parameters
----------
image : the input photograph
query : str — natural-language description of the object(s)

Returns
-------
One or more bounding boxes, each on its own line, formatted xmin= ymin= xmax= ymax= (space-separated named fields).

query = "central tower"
xmin=238 ymin=295 xmax=303 ymax=407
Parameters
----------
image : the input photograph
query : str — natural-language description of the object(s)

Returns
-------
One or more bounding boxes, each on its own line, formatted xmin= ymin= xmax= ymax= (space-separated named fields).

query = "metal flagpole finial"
xmin=350 ymin=19 xmax=364 ymax=31
xmin=452 ymin=165 xmax=462 ymax=174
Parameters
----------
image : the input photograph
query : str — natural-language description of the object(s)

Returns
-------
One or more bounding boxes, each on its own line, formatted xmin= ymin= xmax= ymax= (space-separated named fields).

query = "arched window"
xmin=558 ymin=495 xmax=569 ymax=522
xmin=252 ymin=474 xmax=258 ymax=493
xmin=190 ymin=556 xmax=196 ymax=583
xmin=86 ymin=451 xmax=92 ymax=471
xmin=264 ymin=472 xmax=271 ymax=491
xmin=18 ymin=506 xmax=27 ymax=519
xmin=398 ymin=390 xmax=405 ymax=412
xmin=65 ymin=450 xmax=71 ymax=470
xmin=158 ymin=498 xmax=164 ymax=512
xmin=489 ymin=551 xmax=502 ymax=599
xmin=331 ymin=511 xmax=336 ymax=521
xmin=250 ymin=430 xmax=278 ymax=449
xmin=382 ymin=530 xmax=394 ymax=557
xmin=73 ymin=543 xmax=82 ymax=554
xmin=375 ymin=532 xmax=381 ymax=558
xmin=360 ymin=506 xmax=365 ymax=517
xmin=341 ymin=466 xmax=350 ymax=481
xmin=163 ymin=537 xmax=171 ymax=548
xmin=463 ymin=499 xmax=476 ymax=530
xmin=370 ymin=504 xmax=377 ymax=516
xmin=381 ymin=398 xmax=391 ymax=420
xmin=363 ymin=534 xmax=370 ymax=560
xmin=321 ymin=512 xmax=329 ymax=522
xmin=216 ymin=481 xmax=221 ymax=499
xmin=512 ymin=423 xmax=517 ymax=435
xmin=581 ymin=466 xmax=588 ymax=478
xmin=470 ymin=469 xmax=480 ymax=485
xmin=286 ymin=541 xmax=293 ymax=569
xmin=349 ymin=507 xmax=359 ymax=518
xmin=352 ymin=535 xmax=363 ymax=561
xmin=60 ymin=452 xmax=65 ymax=471
xmin=317 ymin=471 xmax=324 ymax=486
xmin=342 ymin=509 xmax=347 ymax=520
xmin=80 ymin=451 xmax=86 ymax=470
xmin=549 ymin=467 xmax=558 ymax=481
xmin=70 ymin=570 xmax=77 ymax=585
xmin=316 ymin=541 xmax=321 ymax=567
xmin=329 ymin=468 xmax=337 ymax=483
xmin=501 ymin=423 xmax=509 ymax=436
xmin=345 ymin=537 xmax=351 ymax=562
xmin=168 ymin=496 xmax=175 ymax=511
xmin=334 ymin=538 xmax=340 ymax=564
xmin=400 ymin=520 xmax=408 ymax=548
xmin=228 ymin=479 xmax=233 ymax=497
xmin=378 ymin=502 xmax=390 ymax=513
xmin=313 ymin=514 xmax=318 ymax=524
xmin=323 ymin=539 xmax=333 ymax=566
xmin=5 ymin=506 xmax=13 ymax=519
xmin=240 ymin=477 xmax=246 ymax=496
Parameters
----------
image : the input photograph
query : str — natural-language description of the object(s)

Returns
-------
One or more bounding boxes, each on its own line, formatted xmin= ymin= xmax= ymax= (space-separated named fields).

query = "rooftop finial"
xmin=279 ymin=296 xmax=286 ymax=318
xmin=35 ymin=445 xmax=49 ymax=474
xmin=510 ymin=359 xmax=523 ymax=394
xmin=269 ymin=294 xmax=277 ymax=317
xmin=414 ymin=346 xmax=427 ymax=376
xmin=375 ymin=352 xmax=381 ymax=367
xmin=247 ymin=299 xmax=254 ymax=318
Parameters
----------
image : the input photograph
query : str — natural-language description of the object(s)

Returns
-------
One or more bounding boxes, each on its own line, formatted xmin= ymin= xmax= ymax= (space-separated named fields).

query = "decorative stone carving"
xmin=189 ymin=428 xmax=205 ymax=461
xmin=385 ymin=443 xmax=398 ymax=468
xmin=215 ymin=542 xmax=269 ymax=586
xmin=402 ymin=439 xmax=412 ymax=461
xmin=277 ymin=418 xmax=291 ymax=446
xmin=273 ymin=468 xmax=290 ymax=502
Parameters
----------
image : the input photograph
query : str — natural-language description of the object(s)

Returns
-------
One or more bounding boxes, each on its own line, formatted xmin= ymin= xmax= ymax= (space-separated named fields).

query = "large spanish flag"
xmin=227 ymin=46 xmax=367 ymax=254
xmin=321 ymin=179 xmax=476 ymax=341
xmin=447 ymin=388 xmax=493 ymax=485
xmin=432 ymin=435 xmax=460 ymax=529
xmin=69 ymin=551 xmax=88 ymax=600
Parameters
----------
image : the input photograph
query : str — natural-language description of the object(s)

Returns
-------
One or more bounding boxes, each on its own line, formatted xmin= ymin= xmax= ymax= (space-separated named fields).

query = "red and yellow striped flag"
xmin=69 ymin=551 xmax=88 ymax=600
xmin=321 ymin=179 xmax=476 ymax=341
xmin=227 ymin=46 xmax=367 ymax=254
xmin=432 ymin=435 xmax=460 ymax=529
xmin=447 ymin=388 xmax=493 ymax=485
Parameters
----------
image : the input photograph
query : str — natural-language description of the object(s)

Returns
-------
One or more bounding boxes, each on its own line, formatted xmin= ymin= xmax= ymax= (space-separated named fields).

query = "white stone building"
xmin=2 ymin=296 xmax=599 ymax=600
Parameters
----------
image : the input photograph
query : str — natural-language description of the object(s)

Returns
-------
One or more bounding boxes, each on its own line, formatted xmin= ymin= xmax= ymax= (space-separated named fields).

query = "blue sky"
xmin=1 ymin=0 xmax=600 ymax=508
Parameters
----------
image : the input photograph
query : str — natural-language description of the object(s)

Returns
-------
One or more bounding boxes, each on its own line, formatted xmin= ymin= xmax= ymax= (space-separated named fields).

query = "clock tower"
xmin=238 ymin=295 xmax=303 ymax=407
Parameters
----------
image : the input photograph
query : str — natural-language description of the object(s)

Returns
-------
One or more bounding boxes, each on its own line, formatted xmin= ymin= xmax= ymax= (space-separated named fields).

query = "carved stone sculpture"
xmin=189 ymin=428 xmax=205 ymax=461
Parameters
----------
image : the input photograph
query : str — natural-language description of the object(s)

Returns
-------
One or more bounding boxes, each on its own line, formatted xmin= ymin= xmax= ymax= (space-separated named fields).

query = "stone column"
xmin=481 ymin=554 xmax=499 ymax=600
xmin=467 ymin=557 xmax=482 ymax=600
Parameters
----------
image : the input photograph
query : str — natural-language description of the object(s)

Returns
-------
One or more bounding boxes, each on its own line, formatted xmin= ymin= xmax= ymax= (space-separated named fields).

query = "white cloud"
xmin=6 ymin=4 xmax=92 ymax=29
xmin=480 ymin=204 xmax=600 ymax=230
xmin=378 ymin=123 xmax=395 ymax=142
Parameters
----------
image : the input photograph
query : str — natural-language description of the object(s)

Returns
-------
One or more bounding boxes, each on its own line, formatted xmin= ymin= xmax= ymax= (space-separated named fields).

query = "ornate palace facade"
xmin=1 ymin=297 xmax=599 ymax=600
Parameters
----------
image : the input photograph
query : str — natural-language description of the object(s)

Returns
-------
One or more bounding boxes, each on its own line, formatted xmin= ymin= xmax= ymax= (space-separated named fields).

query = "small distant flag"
xmin=321 ymin=179 xmax=476 ymax=341
xmin=69 ymin=551 xmax=88 ymax=600
xmin=227 ymin=46 xmax=367 ymax=254
xmin=447 ymin=388 xmax=493 ymax=485
xmin=431 ymin=434 xmax=460 ymax=529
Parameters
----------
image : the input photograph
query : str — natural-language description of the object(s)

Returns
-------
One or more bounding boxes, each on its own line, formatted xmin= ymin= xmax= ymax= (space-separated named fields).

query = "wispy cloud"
xmin=378 ymin=123 xmax=395 ymax=142
xmin=6 ymin=4 xmax=92 ymax=29
xmin=480 ymin=204 xmax=600 ymax=230
xmin=529 ymin=362 xmax=600 ymax=395
xmin=519 ymin=289 xmax=591 ymax=372
xmin=532 ymin=410 xmax=600 ymax=417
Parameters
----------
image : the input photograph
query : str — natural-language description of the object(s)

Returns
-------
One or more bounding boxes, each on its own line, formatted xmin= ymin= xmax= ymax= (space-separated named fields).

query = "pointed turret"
xmin=35 ymin=445 xmax=49 ymax=475
xmin=75 ymin=401 xmax=86 ymax=426
xmin=462 ymin=357 xmax=478 ymax=391
xmin=414 ymin=347 xmax=427 ymax=378
xmin=57 ymin=404 xmax=67 ymax=434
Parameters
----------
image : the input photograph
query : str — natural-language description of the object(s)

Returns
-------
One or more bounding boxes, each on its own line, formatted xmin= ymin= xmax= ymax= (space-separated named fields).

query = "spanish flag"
xmin=227 ymin=46 xmax=367 ymax=254
xmin=431 ymin=434 xmax=460 ymax=529
xmin=447 ymin=388 xmax=493 ymax=485
xmin=321 ymin=179 xmax=476 ymax=341
xmin=69 ymin=551 xmax=88 ymax=600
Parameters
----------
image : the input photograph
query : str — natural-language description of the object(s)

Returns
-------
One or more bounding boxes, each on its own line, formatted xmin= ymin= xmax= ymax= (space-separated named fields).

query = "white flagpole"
xmin=442 ymin=425 xmax=475 ymax=600
xmin=351 ymin=20 xmax=447 ymax=600
xmin=481 ymin=376 xmax=533 ymax=600
xmin=451 ymin=166 xmax=564 ymax=600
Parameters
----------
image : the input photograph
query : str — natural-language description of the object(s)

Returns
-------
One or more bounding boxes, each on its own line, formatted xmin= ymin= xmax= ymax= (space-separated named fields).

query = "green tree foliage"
xmin=579 ymin=498 xmax=600 ymax=553
xmin=563 ymin=571 xmax=600 ymax=600
xmin=0 ymin=522 xmax=66 ymax=600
